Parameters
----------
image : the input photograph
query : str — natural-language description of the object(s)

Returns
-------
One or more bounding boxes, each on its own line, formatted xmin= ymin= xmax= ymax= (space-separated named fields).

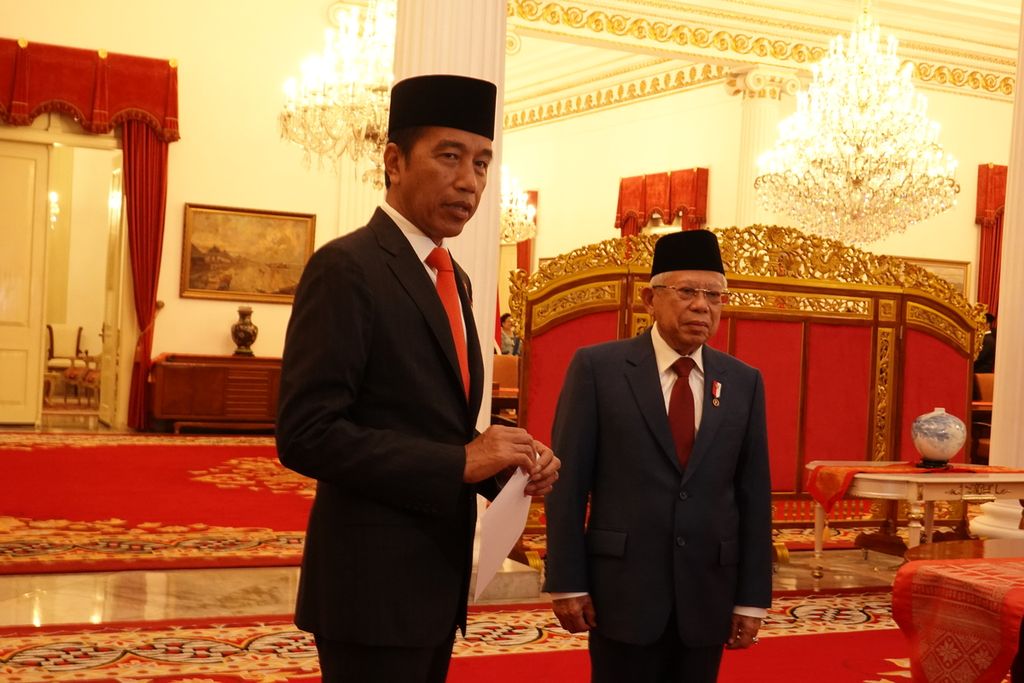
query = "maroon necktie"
xmin=668 ymin=357 xmax=696 ymax=469
xmin=426 ymin=247 xmax=470 ymax=400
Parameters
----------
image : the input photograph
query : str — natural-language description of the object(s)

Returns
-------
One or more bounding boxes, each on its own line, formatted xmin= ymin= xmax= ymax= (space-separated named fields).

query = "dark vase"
xmin=231 ymin=305 xmax=258 ymax=356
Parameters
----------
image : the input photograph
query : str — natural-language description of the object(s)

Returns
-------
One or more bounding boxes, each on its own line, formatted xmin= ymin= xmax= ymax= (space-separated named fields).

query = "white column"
xmin=336 ymin=156 xmax=383 ymax=237
xmin=394 ymin=0 xmax=506 ymax=432
xmin=726 ymin=67 xmax=800 ymax=228
xmin=970 ymin=21 xmax=1024 ymax=539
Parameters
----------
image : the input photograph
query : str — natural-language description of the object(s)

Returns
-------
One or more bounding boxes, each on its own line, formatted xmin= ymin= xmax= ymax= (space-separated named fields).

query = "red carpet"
xmin=0 ymin=435 xmax=312 ymax=573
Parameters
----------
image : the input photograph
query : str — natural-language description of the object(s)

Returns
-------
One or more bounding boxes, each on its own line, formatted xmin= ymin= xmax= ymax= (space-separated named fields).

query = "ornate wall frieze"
xmin=505 ymin=63 xmax=727 ymax=130
xmin=725 ymin=67 xmax=802 ymax=101
xmin=507 ymin=1 xmax=1015 ymax=98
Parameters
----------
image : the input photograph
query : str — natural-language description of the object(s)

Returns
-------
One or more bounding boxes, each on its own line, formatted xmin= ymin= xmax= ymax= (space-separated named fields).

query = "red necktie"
xmin=669 ymin=357 xmax=696 ymax=469
xmin=426 ymin=247 xmax=470 ymax=400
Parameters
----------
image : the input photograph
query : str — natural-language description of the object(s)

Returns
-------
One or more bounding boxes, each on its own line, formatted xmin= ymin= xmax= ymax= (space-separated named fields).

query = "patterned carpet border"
xmin=0 ymin=592 xmax=899 ymax=681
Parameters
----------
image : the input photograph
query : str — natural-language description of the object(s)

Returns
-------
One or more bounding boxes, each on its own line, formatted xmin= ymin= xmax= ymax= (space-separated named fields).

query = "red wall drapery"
xmin=976 ymin=164 xmax=1007 ymax=316
xmin=123 ymin=121 xmax=169 ymax=430
xmin=1 ymin=37 xmax=179 ymax=430
xmin=615 ymin=168 xmax=709 ymax=235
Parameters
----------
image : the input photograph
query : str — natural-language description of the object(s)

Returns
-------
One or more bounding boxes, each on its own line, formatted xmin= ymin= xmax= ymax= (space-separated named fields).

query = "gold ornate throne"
xmin=509 ymin=225 xmax=987 ymax=564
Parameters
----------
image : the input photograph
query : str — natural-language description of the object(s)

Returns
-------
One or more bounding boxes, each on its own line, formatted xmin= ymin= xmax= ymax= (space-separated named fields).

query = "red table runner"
xmin=893 ymin=557 xmax=1024 ymax=683
xmin=804 ymin=463 xmax=1022 ymax=513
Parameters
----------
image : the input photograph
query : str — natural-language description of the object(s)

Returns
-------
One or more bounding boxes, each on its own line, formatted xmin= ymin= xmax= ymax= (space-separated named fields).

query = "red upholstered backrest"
xmin=899 ymin=328 xmax=972 ymax=463
xmin=512 ymin=229 xmax=983 ymax=514
xmin=523 ymin=311 xmax=619 ymax=447
xmin=730 ymin=319 xmax=804 ymax=492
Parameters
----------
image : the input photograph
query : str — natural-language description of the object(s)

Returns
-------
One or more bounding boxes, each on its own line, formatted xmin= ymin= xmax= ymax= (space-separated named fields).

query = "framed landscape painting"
xmin=180 ymin=204 xmax=316 ymax=303
xmin=903 ymin=257 xmax=970 ymax=296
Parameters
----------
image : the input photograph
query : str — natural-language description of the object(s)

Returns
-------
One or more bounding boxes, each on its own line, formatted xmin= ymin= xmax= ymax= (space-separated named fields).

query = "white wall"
xmin=2 ymin=0 xmax=344 ymax=358
xmin=503 ymin=83 xmax=743 ymax=260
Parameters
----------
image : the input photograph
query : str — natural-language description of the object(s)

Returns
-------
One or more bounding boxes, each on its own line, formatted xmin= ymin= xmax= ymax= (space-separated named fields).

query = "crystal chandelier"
xmin=279 ymin=1 xmax=395 ymax=188
xmin=500 ymin=166 xmax=537 ymax=245
xmin=754 ymin=7 xmax=959 ymax=244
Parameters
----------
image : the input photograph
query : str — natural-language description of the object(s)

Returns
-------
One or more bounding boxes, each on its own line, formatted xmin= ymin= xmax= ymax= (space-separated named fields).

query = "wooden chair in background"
xmin=971 ymin=372 xmax=995 ymax=464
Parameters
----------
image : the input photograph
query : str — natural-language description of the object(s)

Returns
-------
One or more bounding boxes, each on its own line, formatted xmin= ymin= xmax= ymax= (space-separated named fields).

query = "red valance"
xmin=615 ymin=168 xmax=709 ymax=235
xmin=0 ymin=37 xmax=179 ymax=142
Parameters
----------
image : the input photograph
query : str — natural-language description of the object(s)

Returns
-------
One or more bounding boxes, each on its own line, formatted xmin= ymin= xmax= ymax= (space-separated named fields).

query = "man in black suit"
xmin=544 ymin=230 xmax=772 ymax=683
xmin=974 ymin=312 xmax=996 ymax=374
xmin=276 ymin=75 xmax=560 ymax=683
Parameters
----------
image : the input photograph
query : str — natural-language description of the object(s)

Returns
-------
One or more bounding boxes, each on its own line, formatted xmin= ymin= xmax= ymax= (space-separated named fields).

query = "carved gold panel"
xmin=726 ymin=290 xmax=872 ymax=318
xmin=530 ymin=281 xmax=622 ymax=333
xmin=631 ymin=312 xmax=652 ymax=337
xmin=878 ymin=299 xmax=898 ymax=322
xmin=905 ymin=301 xmax=971 ymax=353
xmin=871 ymin=328 xmax=896 ymax=462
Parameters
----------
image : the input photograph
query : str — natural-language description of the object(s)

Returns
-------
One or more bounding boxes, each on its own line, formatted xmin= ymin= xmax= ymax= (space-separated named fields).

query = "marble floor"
xmin=0 ymin=548 xmax=901 ymax=629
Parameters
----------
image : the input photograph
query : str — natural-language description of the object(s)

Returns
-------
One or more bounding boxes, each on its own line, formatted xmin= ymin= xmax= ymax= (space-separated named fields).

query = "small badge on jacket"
xmin=711 ymin=380 xmax=722 ymax=407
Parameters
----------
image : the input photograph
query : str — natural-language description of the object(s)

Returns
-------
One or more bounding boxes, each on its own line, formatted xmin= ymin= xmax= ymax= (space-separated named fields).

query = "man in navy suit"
xmin=544 ymin=229 xmax=772 ymax=682
xmin=276 ymin=75 xmax=560 ymax=683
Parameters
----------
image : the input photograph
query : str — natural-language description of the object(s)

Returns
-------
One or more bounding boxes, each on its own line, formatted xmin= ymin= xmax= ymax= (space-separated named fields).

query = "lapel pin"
xmin=711 ymin=381 xmax=722 ymax=407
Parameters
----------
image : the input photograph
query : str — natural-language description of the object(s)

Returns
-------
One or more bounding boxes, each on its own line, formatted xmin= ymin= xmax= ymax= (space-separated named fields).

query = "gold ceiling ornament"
xmin=500 ymin=166 xmax=538 ymax=245
xmin=754 ymin=7 xmax=960 ymax=243
xmin=279 ymin=0 xmax=395 ymax=188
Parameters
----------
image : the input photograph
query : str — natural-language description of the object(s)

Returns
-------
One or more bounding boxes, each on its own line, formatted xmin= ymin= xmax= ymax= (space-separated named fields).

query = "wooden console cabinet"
xmin=149 ymin=354 xmax=281 ymax=433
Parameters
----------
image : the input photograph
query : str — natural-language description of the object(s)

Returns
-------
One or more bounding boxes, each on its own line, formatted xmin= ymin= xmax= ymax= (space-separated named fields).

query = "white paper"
xmin=473 ymin=466 xmax=533 ymax=600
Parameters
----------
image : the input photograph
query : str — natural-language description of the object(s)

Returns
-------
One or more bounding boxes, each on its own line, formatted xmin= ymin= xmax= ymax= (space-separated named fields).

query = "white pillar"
xmin=336 ymin=156 xmax=383 ymax=237
xmin=970 ymin=20 xmax=1024 ymax=539
xmin=394 ymin=0 xmax=506 ymax=432
xmin=726 ymin=67 xmax=800 ymax=228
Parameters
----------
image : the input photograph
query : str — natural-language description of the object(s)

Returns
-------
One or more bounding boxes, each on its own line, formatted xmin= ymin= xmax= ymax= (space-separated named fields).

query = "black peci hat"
xmin=651 ymin=229 xmax=725 ymax=276
xmin=388 ymin=75 xmax=497 ymax=140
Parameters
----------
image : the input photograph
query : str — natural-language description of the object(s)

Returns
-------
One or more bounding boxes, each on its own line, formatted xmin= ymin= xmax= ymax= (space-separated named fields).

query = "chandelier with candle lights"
xmin=753 ymin=7 xmax=959 ymax=244
xmin=279 ymin=1 xmax=395 ymax=188
xmin=500 ymin=167 xmax=537 ymax=245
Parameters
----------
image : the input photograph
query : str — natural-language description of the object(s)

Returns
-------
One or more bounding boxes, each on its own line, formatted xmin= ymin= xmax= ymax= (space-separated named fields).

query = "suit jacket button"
xmin=679 ymin=491 xmax=688 ymax=501
xmin=675 ymin=536 xmax=686 ymax=547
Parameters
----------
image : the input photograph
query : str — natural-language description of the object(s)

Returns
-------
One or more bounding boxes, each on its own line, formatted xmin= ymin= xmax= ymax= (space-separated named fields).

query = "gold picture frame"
xmin=902 ymin=257 xmax=970 ymax=296
xmin=180 ymin=203 xmax=316 ymax=304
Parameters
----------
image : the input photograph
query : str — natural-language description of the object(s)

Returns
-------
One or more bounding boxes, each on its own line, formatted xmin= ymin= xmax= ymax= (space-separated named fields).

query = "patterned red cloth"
xmin=804 ymin=463 xmax=1024 ymax=513
xmin=615 ymin=175 xmax=646 ymax=236
xmin=893 ymin=558 xmax=1024 ymax=683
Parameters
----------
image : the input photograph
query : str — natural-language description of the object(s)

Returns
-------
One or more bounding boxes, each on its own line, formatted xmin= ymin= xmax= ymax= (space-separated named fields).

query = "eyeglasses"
xmin=651 ymin=285 xmax=730 ymax=305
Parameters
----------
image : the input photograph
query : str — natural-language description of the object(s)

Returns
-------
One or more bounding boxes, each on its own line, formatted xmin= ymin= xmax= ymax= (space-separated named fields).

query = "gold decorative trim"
xmin=505 ymin=57 xmax=670 ymax=106
xmin=505 ymin=64 xmax=727 ymax=130
xmin=872 ymin=328 xmax=896 ymax=461
xmin=913 ymin=63 xmax=1014 ymax=97
xmin=530 ymin=281 xmax=622 ymax=332
xmin=510 ymin=225 xmax=987 ymax=346
xmin=631 ymin=311 xmax=652 ymax=337
xmin=727 ymin=290 xmax=872 ymax=318
xmin=906 ymin=301 xmax=971 ymax=353
xmin=879 ymin=300 xmax=897 ymax=322
xmin=508 ymin=1 xmax=1015 ymax=97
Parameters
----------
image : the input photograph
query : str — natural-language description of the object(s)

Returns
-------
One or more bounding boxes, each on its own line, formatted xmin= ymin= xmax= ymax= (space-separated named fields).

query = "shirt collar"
xmin=650 ymin=322 xmax=704 ymax=376
xmin=380 ymin=202 xmax=442 ymax=265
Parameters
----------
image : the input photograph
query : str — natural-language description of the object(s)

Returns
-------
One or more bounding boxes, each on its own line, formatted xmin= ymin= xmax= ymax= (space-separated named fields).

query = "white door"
xmin=98 ymin=160 xmax=124 ymax=426
xmin=0 ymin=141 xmax=48 ymax=425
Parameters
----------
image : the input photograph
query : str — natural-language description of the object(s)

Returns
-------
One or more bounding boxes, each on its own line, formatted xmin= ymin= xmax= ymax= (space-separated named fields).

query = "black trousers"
xmin=588 ymin=619 xmax=724 ymax=683
xmin=314 ymin=632 xmax=456 ymax=683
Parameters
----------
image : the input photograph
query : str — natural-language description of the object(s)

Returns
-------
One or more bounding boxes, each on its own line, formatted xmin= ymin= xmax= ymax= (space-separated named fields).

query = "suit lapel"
xmin=370 ymin=211 xmax=470 ymax=407
xmin=684 ymin=345 xmax=731 ymax=481
xmin=624 ymin=332 xmax=680 ymax=472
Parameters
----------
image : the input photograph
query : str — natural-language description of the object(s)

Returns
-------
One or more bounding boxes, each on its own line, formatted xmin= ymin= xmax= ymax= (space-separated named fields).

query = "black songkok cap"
xmin=651 ymin=229 xmax=725 ymax=276
xmin=388 ymin=75 xmax=497 ymax=140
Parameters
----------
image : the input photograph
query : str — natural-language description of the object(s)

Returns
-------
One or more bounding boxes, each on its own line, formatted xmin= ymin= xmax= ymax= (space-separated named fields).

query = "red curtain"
xmin=123 ymin=121 xmax=170 ymax=430
xmin=975 ymin=164 xmax=1007 ymax=315
xmin=615 ymin=176 xmax=645 ymax=236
